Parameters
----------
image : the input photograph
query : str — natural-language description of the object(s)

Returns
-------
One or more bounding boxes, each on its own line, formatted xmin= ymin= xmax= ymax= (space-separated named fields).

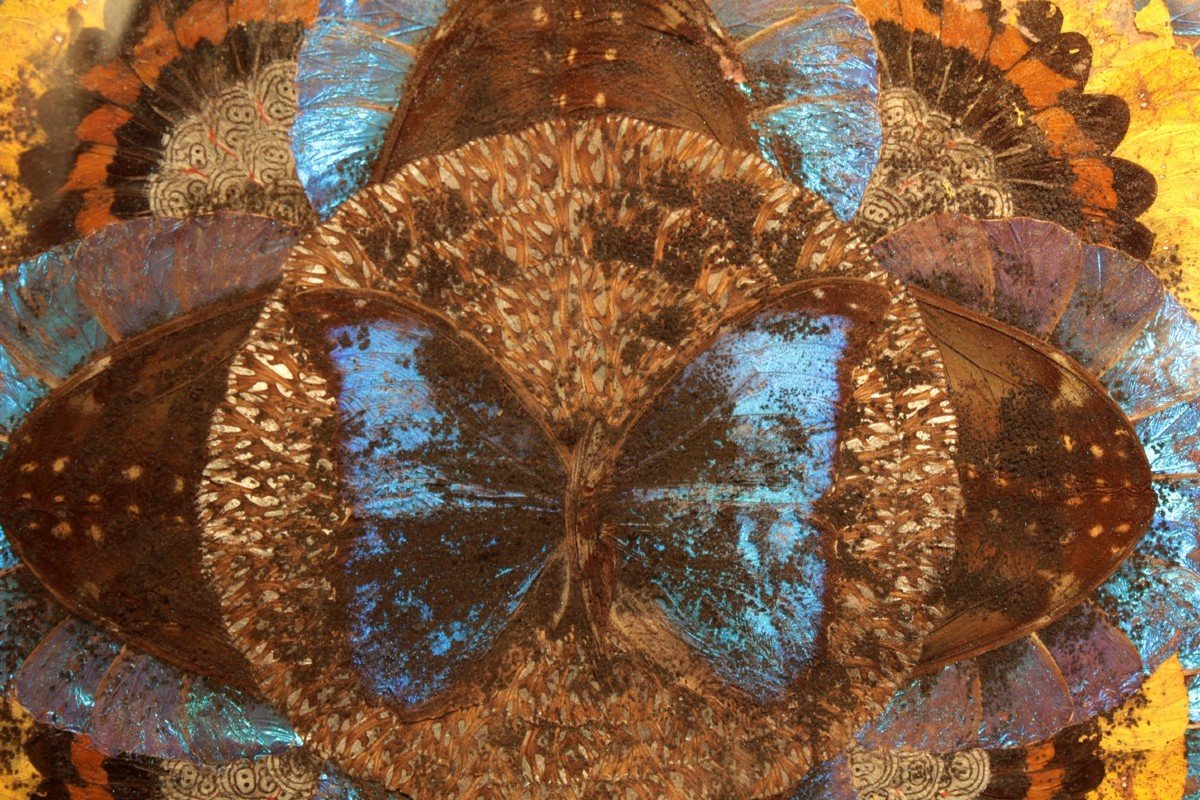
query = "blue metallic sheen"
xmin=15 ymin=618 xmax=122 ymax=730
xmin=788 ymin=753 xmax=856 ymax=800
xmin=1038 ymin=604 xmax=1146 ymax=720
xmin=1188 ymin=729 xmax=1200 ymax=800
xmin=69 ymin=215 xmax=295 ymax=338
xmin=1097 ymin=553 xmax=1200 ymax=673
xmin=0 ymin=216 xmax=282 ymax=437
xmin=0 ymin=529 xmax=14 ymax=572
xmin=1099 ymin=287 xmax=1200 ymax=676
xmin=1103 ymin=293 xmax=1200 ymax=421
xmin=184 ymin=678 xmax=303 ymax=761
xmin=975 ymin=637 xmax=1074 ymax=748
xmin=613 ymin=311 xmax=848 ymax=700
xmin=0 ymin=343 xmax=48 ymax=448
xmin=90 ymin=651 xmax=192 ymax=759
xmin=857 ymin=662 xmax=980 ymax=751
xmin=14 ymin=616 xmax=300 ymax=758
xmin=1142 ymin=0 xmax=1200 ymax=38
xmin=1050 ymin=239 xmax=1162 ymax=374
xmin=0 ymin=246 xmax=109 ymax=382
xmin=295 ymin=0 xmax=445 ymax=217
xmin=328 ymin=317 xmax=560 ymax=707
xmin=715 ymin=0 xmax=881 ymax=219
xmin=1137 ymin=400 xmax=1200 ymax=476
xmin=317 ymin=0 xmax=445 ymax=39
xmin=1139 ymin=480 xmax=1200 ymax=572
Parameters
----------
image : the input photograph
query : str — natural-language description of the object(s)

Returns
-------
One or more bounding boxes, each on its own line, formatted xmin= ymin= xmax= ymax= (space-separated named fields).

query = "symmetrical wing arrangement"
xmin=0 ymin=0 xmax=1199 ymax=798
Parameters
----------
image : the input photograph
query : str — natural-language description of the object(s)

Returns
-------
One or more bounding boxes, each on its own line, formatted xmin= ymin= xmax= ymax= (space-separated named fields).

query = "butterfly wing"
xmin=1093 ymin=266 xmax=1200 ymax=681
xmin=4 ymin=0 xmax=1180 ymax=782
xmin=1162 ymin=0 xmax=1200 ymax=47
xmin=712 ymin=0 xmax=882 ymax=220
xmin=910 ymin=290 xmax=1154 ymax=669
xmin=292 ymin=0 xmax=446 ymax=218
xmin=876 ymin=215 xmax=1200 ymax=689
xmin=197 ymin=283 xmax=589 ymax=789
xmin=0 ymin=559 xmax=65 ymax=696
xmin=17 ymin=0 xmax=319 ymax=254
xmin=861 ymin=604 xmax=1144 ymax=752
xmin=0 ymin=292 xmax=268 ymax=688
xmin=797 ymin=650 xmax=1188 ymax=800
xmin=606 ymin=280 xmax=941 ymax=703
xmin=0 ymin=464 xmax=305 ymax=786
xmin=13 ymin=616 xmax=298 ymax=761
xmin=852 ymin=0 xmax=1156 ymax=257
xmin=370 ymin=0 xmax=756 ymax=178
xmin=0 ymin=0 xmax=104 ymax=265
xmin=23 ymin=728 xmax=323 ymax=800
xmin=188 ymin=103 xmax=976 ymax=793
xmin=283 ymin=289 xmax=566 ymax=710
xmin=0 ymin=214 xmax=293 ymax=688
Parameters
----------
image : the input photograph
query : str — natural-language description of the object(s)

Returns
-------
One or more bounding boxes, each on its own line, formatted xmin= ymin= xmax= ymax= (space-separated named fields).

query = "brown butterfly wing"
xmin=0 ymin=293 xmax=267 ymax=690
xmin=373 ymin=0 xmax=755 ymax=178
xmin=914 ymin=290 xmax=1155 ymax=670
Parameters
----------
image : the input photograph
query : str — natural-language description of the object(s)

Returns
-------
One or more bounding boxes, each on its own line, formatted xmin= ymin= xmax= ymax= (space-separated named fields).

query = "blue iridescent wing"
xmin=608 ymin=305 xmax=844 ymax=698
xmin=14 ymin=617 xmax=298 ymax=761
xmin=0 ymin=214 xmax=293 ymax=399
xmin=603 ymin=283 xmax=905 ymax=701
xmin=293 ymin=0 xmax=448 ymax=216
xmin=1097 ymin=290 xmax=1200 ymax=676
xmin=16 ymin=619 xmax=122 ymax=734
xmin=0 ymin=244 xmax=109 ymax=387
xmin=712 ymin=0 xmax=881 ymax=220
xmin=289 ymin=290 xmax=565 ymax=708
xmin=857 ymin=603 xmax=1143 ymax=752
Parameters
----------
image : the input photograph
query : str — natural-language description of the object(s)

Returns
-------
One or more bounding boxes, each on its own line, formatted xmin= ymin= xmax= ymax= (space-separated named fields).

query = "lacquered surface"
xmin=0 ymin=0 xmax=1197 ymax=795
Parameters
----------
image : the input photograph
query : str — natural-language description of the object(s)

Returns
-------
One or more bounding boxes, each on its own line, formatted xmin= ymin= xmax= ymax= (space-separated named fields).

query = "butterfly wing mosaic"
xmin=0 ymin=0 xmax=1199 ymax=797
